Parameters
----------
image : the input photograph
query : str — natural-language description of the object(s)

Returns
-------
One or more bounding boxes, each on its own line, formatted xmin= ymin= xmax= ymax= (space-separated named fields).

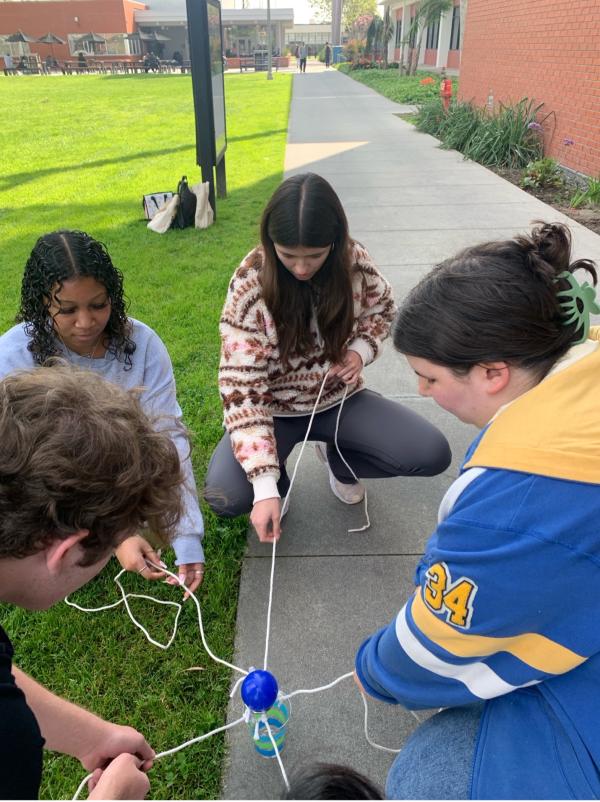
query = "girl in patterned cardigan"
xmin=205 ymin=173 xmax=451 ymax=542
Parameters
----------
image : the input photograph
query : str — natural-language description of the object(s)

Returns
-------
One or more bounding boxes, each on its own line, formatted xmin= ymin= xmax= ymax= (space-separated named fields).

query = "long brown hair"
xmin=260 ymin=173 xmax=354 ymax=365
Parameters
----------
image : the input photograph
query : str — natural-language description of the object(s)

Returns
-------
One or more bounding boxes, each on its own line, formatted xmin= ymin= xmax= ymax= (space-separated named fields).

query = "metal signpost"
xmin=186 ymin=0 xmax=227 ymax=218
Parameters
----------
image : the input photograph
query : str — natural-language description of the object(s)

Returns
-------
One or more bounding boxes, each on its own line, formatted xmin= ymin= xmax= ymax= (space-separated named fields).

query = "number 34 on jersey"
xmin=423 ymin=562 xmax=478 ymax=628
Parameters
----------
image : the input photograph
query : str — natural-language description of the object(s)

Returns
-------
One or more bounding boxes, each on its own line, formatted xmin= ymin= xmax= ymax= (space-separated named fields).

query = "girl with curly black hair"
xmin=0 ymin=230 xmax=205 ymax=596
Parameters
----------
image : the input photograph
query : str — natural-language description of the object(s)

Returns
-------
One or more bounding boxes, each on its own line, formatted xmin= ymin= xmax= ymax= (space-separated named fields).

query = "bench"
xmin=239 ymin=56 xmax=254 ymax=72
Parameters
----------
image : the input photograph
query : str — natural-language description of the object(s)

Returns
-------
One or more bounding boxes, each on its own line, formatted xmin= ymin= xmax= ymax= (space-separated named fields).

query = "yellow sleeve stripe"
xmin=411 ymin=592 xmax=586 ymax=675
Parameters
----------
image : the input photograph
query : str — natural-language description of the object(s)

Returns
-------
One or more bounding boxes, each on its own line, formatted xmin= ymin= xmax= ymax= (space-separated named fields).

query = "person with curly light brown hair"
xmin=0 ymin=365 xmax=185 ymax=800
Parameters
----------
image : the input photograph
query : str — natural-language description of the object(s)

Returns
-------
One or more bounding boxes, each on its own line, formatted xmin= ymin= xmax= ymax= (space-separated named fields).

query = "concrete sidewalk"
xmin=221 ymin=69 xmax=600 ymax=800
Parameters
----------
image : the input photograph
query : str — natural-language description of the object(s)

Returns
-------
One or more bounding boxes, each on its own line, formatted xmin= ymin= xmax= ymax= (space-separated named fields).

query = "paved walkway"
xmin=222 ymin=69 xmax=600 ymax=799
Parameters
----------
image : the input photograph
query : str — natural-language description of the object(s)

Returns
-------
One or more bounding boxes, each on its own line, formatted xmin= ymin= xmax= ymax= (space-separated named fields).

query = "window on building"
xmin=449 ymin=5 xmax=460 ymax=50
xmin=128 ymin=36 xmax=142 ymax=55
xmin=395 ymin=19 xmax=402 ymax=48
xmin=425 ymin=15 xmax=440 ymax=49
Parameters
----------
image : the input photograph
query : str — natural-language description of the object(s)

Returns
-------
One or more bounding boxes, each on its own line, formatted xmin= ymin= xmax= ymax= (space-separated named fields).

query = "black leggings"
xmin=205 ymin=390 xmax=451 ymax=517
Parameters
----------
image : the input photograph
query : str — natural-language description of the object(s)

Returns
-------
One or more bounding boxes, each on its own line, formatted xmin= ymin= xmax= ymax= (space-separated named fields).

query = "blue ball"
xmin=241 ymin=669 xmax=279 ymax=712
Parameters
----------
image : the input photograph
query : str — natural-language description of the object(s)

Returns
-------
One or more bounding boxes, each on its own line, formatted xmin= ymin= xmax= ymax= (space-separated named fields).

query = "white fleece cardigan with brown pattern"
xmin=218 ymin=241 xmax=396 ymax=502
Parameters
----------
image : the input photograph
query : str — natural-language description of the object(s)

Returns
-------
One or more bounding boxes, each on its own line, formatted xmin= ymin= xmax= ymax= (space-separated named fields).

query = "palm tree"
xmin=366 ymin=15 xmax=382 ymax=60
xmin=406 ymin=0 xmax=453 ymax=75
xmin=366 ymin=8 xmax=395 ymax=66
xmin=381 ymin=6 xmax=395 ymax=68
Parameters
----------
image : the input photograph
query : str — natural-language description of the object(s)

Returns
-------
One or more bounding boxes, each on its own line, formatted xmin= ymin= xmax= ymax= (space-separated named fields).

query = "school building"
xmin=0 ymin=0 xmax=294 ymax=63
xmin=380 ymin=0 xmax=462 ymax=71
xmin=458 ymin=0 xmax=600 ymax=176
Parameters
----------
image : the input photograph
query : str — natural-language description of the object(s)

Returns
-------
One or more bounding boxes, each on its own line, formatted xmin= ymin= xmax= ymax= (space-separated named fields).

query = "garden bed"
xmin=488 ymin=166 xmax=600 ymax=236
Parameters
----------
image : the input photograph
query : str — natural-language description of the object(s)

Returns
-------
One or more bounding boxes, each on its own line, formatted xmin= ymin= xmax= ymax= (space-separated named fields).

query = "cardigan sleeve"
xmin=218 ymin=255 xmax=280 ymax=500
xmin=347 ymin=244 xmax=396 ymax=367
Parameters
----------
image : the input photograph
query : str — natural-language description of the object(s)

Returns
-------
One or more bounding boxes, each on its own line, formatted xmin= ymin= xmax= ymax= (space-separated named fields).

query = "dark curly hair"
xmin=17 ymin=230 xmax=136 ymax=368
xmin=0 ymin=365 xmax=184 ymax=565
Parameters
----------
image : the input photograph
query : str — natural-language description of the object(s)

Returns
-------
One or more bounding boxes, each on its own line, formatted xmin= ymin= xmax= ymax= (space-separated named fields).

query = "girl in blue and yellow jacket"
xmin=356 ymin=222 xmax=600 ymax=799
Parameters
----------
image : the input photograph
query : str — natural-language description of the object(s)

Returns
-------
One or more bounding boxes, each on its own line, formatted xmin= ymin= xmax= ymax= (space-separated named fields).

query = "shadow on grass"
xmin=0 ymin=143 xmax=195 ymax=191
xmin=228 ymin=128 xmax=287 ymax=144
xmin=98 ymin=73 xmax=192 ymax=80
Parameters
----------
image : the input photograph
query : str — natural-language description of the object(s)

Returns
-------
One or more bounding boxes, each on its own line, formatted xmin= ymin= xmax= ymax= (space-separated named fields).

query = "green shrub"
xmin=463 ymin=98 xmax=544 ymax=168
xmin=439 ymin=101 xmax=483 ymax=152
xmin=521 ymin=158 xmax=564 ymax=190
xmin=570 ymin=177 xmax=600 ymax=208
xmin=415 ymin=98 xmax=446 ymax=136
xmin=337 ymin=66 xmax=454 ymax=103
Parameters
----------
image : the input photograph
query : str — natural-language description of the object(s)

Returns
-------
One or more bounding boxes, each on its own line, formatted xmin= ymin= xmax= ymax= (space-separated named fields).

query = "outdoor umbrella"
xmin=37 ymin=32 xmax=66 ymax=45
xmin=6 ymin=30 xmax=37 ymax=43
xmin=74 ymin=32 xmax=106 ymax=54
xmin=37 ymin=32 xmax=66 ymax=62
xmin=75 ymin=32 xmax=106 ymax=44
xmin=139 ymin=31 xmax=170 ymax=42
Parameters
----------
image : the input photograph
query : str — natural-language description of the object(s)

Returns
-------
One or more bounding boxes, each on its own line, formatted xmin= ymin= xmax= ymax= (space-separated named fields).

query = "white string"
xmin=69 ymin=372 xmax=388 ymax=800
xmin=359 ymin=691 xmax=402 ymax=754
xmin=263 ymin=371 xmax=331 ymax=670
xmin=72 ymin=773 xmax=93 ymax=801
xmin=71 ymin=716 xmax=247 ymax=800
xmin=263 ymin=537 xmax=278 ymax=672
xmin=265 ymin=718 xmax=290 ymax=791
xmin=333 ymin=389 xmax=370 ymax=533
xmin=66 ymin=569 xmax=182 ymax=649
xmin=153 ymin=715 xmax=246 ymax=759
xmin=66 ymin=562 xmax=247 ymax=676
xmin=280 ymin=671 xmax=354 ymax=701
xmin=262 ymin=372 xmax=369 ymax=669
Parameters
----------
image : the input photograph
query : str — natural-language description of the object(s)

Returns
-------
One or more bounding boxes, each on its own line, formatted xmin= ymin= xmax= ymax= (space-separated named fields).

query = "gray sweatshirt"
xmin=0 ymin=319 xmax=204 ymax=565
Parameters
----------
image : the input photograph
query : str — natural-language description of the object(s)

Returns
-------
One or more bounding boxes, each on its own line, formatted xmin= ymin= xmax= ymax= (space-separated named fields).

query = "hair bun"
xmin=513 ymin=222 xmax=573 ymax=286
xmin=530 ymin=222 xmax=572 ymax=273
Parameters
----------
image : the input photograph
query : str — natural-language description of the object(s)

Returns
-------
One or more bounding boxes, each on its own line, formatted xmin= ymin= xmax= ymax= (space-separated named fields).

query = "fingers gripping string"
xmin=71 ymin=716 xmax=247 ymax=801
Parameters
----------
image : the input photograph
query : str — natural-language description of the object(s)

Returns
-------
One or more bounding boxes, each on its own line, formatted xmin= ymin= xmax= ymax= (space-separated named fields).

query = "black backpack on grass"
xmin=172 ymin=175 xmax=197 ymax=229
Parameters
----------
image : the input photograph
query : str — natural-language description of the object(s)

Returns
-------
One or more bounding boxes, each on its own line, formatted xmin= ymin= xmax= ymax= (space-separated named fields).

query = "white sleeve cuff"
xmin=348 ymin=339 xmax=373 ymax=367
xmin=252 ymin=475 xmax=280 ymax=504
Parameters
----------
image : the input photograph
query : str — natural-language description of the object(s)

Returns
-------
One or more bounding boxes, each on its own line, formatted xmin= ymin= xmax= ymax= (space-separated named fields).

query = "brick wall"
xmin=459 ymin=0 xmax=600 ymax=177
xmin=0 ymin=0 xmax=145 ymax=62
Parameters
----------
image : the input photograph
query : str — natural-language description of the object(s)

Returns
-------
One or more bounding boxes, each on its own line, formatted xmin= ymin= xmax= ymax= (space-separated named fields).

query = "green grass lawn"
xmin=0 ymin=72 xmax=292 ymax=799
xmin=337 ymin=64 xmax=457 ymax=104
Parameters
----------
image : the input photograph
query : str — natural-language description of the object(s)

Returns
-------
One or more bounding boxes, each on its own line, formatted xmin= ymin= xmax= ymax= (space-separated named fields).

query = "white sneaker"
xmin=315 ymin=442 xmax=365 ymax=505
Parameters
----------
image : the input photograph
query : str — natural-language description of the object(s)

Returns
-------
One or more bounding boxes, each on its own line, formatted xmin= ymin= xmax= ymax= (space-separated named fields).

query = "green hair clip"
xmin=556 ymin=271 xmax=600 ymax=344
